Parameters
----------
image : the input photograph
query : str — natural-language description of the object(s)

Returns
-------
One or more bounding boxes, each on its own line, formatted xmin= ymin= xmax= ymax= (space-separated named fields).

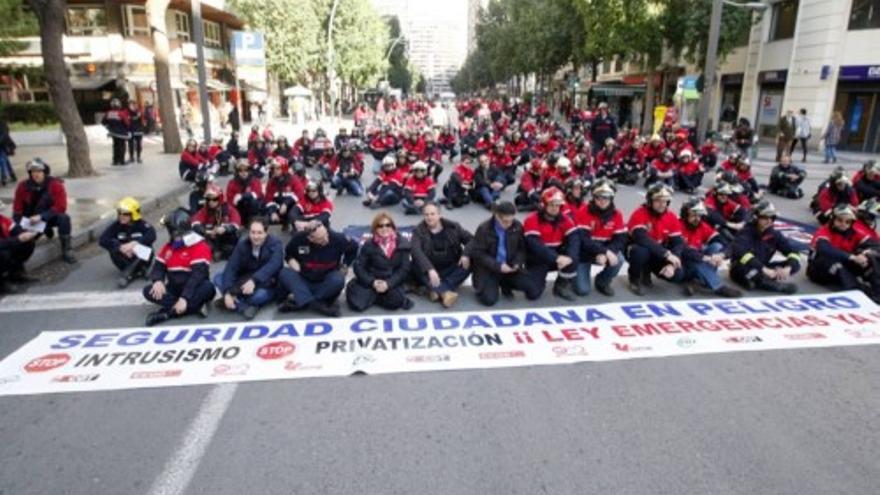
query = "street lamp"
xmin=696 ymin=0 xmax=768 ymax=141
xmin=327 ymin=0 xmax=341 ymax=121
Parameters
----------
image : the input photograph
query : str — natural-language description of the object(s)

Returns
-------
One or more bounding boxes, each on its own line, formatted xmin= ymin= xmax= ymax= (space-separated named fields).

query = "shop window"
xmin=122 ymin=5 xmax=149 ymax=37
xmin=65 ymin=6 xmax=107 ymax=36
xmin=849 ymin=0 xmax=880 ymax=30
xmin=769 ymin=0 xmax=798 ymax=41
xmin=172 ymin=10 xmax=190 ymax=41
xmin=203 ymin=20 xmax=222 ymax=48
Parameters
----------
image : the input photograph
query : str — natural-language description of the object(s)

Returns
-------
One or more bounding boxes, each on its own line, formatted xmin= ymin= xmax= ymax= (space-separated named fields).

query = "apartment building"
xmin=0 ymin=0 xmax=244 ymax=124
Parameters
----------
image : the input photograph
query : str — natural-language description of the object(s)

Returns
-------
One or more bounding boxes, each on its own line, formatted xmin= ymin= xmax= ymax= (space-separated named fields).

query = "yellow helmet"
xmin=117 ymin=196 xmax=142 ymax=221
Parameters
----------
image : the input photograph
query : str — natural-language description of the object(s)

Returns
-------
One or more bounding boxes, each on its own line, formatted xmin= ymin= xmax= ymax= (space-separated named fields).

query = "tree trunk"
xmin=147 ymin=0 xmax=182 ymax=153
xmin=28 ymin=0 xmax=94 ymax=177
xmin=642 ymin=67 xmax=657 ymax=135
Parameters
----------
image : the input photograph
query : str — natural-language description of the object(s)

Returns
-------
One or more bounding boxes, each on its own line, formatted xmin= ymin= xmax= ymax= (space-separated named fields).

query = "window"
xmin=849 ymin=0 xmax=880 ymax=30
xmin=65 ymin=6 xmax=107 ymax=36
xmin=172 ymin=10 xmax=190 ymax=41
xmin=602 ymin=60 xmax=611 ymax=74
xmin=769 ymin=0 xmax=798 ymax=41
xmin=122 ymin=5 xmax=149 ymax=37
xmin=614 ymin=57 xmax=623 ymax=73
xmin=203 ymin=20 xmax=222 ymax=48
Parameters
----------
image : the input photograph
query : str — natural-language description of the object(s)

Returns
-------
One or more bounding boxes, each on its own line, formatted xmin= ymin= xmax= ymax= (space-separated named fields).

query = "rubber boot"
xmin=60 ymin=235 xmax=77 ymax=264
xmin=118 ymin=259 xmax=143 ymax=288
xmin=553 ymin=278 xmax=577 ymax=301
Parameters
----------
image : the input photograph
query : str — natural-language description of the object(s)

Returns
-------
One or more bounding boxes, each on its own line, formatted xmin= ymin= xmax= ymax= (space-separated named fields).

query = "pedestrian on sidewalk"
xmin=822 ymin=111 xmax=844 ymax=164
xmin=790 ymin=108 xmax=811 ymax=162
xmin=102 ymin=98 xmax=131 ymax=166
xmin=127 ymin=100 xmax=145 ymax=164
xmin=776 ymin=109 xmax=796 ymax=162
xmin=0 ymin=120 xmax=17 ymax=187
xmin=12 ymin=159 xmax=76 ymax=263
xmin=733 ymin=118 xmax=755 ymax=158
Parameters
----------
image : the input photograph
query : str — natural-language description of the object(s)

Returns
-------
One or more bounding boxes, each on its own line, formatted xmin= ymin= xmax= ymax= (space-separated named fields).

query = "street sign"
xmin=231 ymin=31 xmax=267 ymax=91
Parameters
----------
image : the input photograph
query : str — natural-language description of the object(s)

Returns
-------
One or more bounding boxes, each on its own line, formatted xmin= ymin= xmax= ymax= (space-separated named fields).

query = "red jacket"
xmin=518 ymin=172 xmax=544 ymax=194
xmin=192 ymin=204 xmax=241 ymax=230
xmin=678 ymin=157 xmax=702 ymax=176
xmin=523 ymin=212 xmax=578 ymax=248
xmin=13 ymin=177 xmax=68 ymax=219
xmin=226 ymin=176 xmax=264 ymax=205
xmin=651 ymin=158 xmax=677 ymax=174
xmin=575 ymin=205 xmax=626 ymax=242
xmin=451 ymin=163 xmax=475 ymax=187
xmin=680 ymin=219 xmax=719 ymax=251
xmin=817 ymin=187 xmax=859 ymax=214
xmin=265 ymin=174 xmax=298 ymax=207
xmin=628 ymin=205 xmax=682 ymax=244
xmin=180 ymin=150 xmax=204 ymax=169
xmin=643 ymin=142 xmax=666 ymax=162
xmin=404 ymin=176 xmax=436 ymax=199
xmin=489 ymin=150 xmax=513 ymax=171
xmin=811 ymin=224 xmax=871 ymax=253
xmin=296 ymin=196 xmax=333 ymax=220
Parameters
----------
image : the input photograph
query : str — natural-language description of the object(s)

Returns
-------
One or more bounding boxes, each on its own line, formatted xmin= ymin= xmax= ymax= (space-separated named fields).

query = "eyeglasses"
xmin=117 ymin=210 xmax=132 ymax=216
xmin=376 ymin=223 xmax=393 ymax=229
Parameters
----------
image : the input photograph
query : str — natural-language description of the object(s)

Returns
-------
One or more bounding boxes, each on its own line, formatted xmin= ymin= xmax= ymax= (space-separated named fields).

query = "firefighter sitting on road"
xmin=705 ymin=181 xmax=748 ymax=244
xmin=856 ymin=198 xmax=880 ymax=239
xmin=401 ymin=161 xmax=436 ymax=215
xmin=811 ymin=167 xmax=859 ymax=224
xmin=729 ymin=200 xmax=802 ymax=294
xmin=853 ymin=160 xmax=880 ymax=201
xmin=626 ymin=183 xmax=686 ymax=296
xmin=678 ymin=197 xmax=742 ymax=298
xmin=523 ymin=187 xmax=580 ymax=301
xmin=574 ymin=179 xmax=626 ymax=297
xmin=0 ymin=199 xmax=37 ymax=294
xmin=226 ymin=158 xmax=265 ymax=227
xmin=143 ymin=208 xmax=215 ymax=327
xmin=263 ymin=158 xmax=297 ymax=230
xmin=515 ymin=159 xmax=546 ymax=212
xmin=290 ymin=180 xmax=334 ymax=233
xmin=443 ymin=150 xmax=476 ymax=209
xmin=192 ymin=185 xmax=241 ymax=260
xmin=767 ymin=154 xmax=807 ymax=199
xmin=808 ymin=204 xmax=880 ymax=303
xmin=363 ymin=155 xmax=404 ymax=208
xmin=99 ymin=197 xmax=157 ymax=288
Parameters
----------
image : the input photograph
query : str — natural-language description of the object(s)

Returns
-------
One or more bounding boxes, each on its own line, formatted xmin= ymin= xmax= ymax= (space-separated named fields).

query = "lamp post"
xmin=191 ymin=0 xmax=211 ymax=141
xmin=327 ymin=0 xmax=340 ymax=121
xmin=696 ymin=0 xmax=767 ymax=141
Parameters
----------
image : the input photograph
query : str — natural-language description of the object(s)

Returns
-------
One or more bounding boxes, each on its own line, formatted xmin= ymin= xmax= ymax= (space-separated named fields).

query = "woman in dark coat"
xmin=346 ymin=212 xmax=413 ymax=311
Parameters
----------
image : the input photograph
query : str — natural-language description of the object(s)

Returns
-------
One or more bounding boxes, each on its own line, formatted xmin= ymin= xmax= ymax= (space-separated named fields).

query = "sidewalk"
xmin=0 ymin=117 xmax=352 ymax=270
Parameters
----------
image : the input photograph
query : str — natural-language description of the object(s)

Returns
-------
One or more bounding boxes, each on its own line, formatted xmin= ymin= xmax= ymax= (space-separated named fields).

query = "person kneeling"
xmin=346 ymin=213 xmax=414 ymax=312
xmin=278 ymin=223 xmax=358 ymax=317
xmin=213 ymin=218 xmax=282 ymax=320
xmin=411 ymin=202 xmax=473 ymax=308
xmin=99 ymin=197 xmax=156 ymax=288
xmin=143 ymin=209 xmax=215 ymax=326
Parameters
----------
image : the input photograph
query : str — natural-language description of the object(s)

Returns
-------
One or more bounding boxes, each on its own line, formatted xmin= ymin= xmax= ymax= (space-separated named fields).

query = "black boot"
xmin=145 ymin=310 xmax=172 ymax=327
xmin=117 ymin=259 xmax=143 ymax=288
xmin=757 ymin=278 xmax=797 ymax=294
xmin=60 ymin=235 xmax=77 ymax=264
xmin=553 ymin=278 xmax=577 ymax=301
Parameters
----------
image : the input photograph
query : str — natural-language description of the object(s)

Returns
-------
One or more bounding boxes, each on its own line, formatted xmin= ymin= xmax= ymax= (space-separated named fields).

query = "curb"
xmin=25 ymin=182 xmax=191 ymax=271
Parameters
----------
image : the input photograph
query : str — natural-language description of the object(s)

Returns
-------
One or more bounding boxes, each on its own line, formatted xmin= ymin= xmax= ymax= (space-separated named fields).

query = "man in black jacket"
xmin=767 ymin=154 xmax=806 ymax=199
xmin=278 ymin=222 xmax=358 ymax=317
xmin=467 ymin=201 xmax=541 ymax=306
xmin=411 ymin=202 xmax=473 ymax=308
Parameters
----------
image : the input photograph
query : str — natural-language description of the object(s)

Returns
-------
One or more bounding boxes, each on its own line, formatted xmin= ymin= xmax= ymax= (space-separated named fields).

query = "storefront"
xmin=718 ymin=73 xmax=744 ymax=131
xmin=834 ymin=65 xmax=880 ymax=153
xmin=756 ymin=69 xmax=788 ymax=139
xmin=589 ymin=82 xmax=646 ymax=130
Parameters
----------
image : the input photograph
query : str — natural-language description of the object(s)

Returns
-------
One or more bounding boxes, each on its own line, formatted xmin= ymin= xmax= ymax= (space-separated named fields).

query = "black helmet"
xmin=646 ymin=182 xmax=673 ymax=203
xmin=680 ymin=196 xmax=708 ymax=219
xmin=162 ymin=208 xmax=192 ymax=238
xmin=753 ymin=200 xmax=778 ymax=219
xmin=829 ymin=166 xmax=850 ymax=187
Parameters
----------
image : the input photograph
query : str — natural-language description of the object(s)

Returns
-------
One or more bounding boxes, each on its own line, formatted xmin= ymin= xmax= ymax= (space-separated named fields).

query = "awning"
xmin=183 ymin=78 xmax=231 ymax=91
xmin=69 ymin=77 xmax=115 ymax=90
xmin=283 ymin=85 xmax=311 ymax=97
xmin=590 ymin=84 xmax=646 ymax=97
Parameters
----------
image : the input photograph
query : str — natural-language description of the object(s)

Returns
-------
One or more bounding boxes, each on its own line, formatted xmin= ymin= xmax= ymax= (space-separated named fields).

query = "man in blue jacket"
xmin=213 ymin=217 xmax=283 ymax=320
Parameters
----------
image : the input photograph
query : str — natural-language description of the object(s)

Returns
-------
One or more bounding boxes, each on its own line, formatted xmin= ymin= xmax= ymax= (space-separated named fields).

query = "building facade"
xmin=0 ymin=0 xmax=244 ymax=125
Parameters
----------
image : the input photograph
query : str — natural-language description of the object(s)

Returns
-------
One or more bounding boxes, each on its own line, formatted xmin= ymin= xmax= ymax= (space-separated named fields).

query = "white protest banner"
xmin=1 ymin=291 xmax=880 ymax=396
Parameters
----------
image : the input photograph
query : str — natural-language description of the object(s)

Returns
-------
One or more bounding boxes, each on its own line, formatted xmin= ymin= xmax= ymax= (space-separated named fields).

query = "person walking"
xmin=790 ymin=108 xmax=811 ymax=162
xmin=822 ymin=111 xmax=844 ymax=164
xmin=776 ymin=109 xmax=796 ymax=162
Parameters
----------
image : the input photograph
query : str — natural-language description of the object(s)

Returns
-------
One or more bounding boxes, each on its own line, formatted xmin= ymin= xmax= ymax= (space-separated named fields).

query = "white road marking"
xmin=147 ymin=383 xmax=239 ymax=495
xmin=0 ymin=290 xmax=147 ymax=313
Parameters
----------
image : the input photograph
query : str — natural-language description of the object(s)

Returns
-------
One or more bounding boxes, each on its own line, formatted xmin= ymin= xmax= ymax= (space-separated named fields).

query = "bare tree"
xmin=146 ymin=0 xmax=182 ymax=153
xmin=27 ymin=0 xmax=94 ymax=177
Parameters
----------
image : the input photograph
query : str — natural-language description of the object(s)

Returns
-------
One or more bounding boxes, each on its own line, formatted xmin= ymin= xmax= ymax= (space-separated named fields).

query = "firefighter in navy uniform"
xmin=808 ymin=205 xmax=880 ymax=302
xmin=99 ymin=197 xmax=157 ymax=288
xmin=102 ymin=98 xmax=130 ymax=166
xmin=191 ymin=185 xmax=241 ymax=260
xmin=730 ymin=200 xmax=802 ymax=294
xmin=142 ymin=208 xmax=216 ymax=327
xmin=767 ymin=154 xmax=807 ymax=199
xmin=12 ymin=158 xmax=76 ymax=263
xmin=626 ymin=183 xmax=686 ymax=295
xmin=0 ymin=200 xmax=37 ymax=294
xmin=522 ymin=187 xmax=579 ymax=301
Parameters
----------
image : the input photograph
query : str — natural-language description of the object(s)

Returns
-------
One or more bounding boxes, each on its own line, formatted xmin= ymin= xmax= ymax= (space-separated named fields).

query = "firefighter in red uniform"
xmin=615 ymin=137 xmax=645 ymax=185
xmin=443 ymin=150 xmax=476 ymax=208
xmin=561 ymin=177 xmax=586 ymax=219
xmin=506 ymin=130 xmax=530 ymax=166
xmin=226 ymin=159 xmax=264 ymax=226
xmin=699 ymin=137 xmax=719 ymax=170
xmin=704 ymin=182 xmax=748 ymax=244
xmin=574 ymin=179 xmax=626 ymax=297
xmin=192 ymin=185 xmax=241 ymax=260
xmin=179 ymin=138 xmax=207 ymax=182
xmin=679 ymin=197 xmax=742 ymax=297
xmin=291 ymin=180 xmax=333 ymax=232
xmin=13 ymin=158 xmax=76 ymax=263
xmin=643 ymin=134 xmax=666 ymax=162
xmin=523 ymin=187 xmax=579 ymax=301
xmin=263 ymin=158 xmax=298 ymax=229
xmin=856 ymin=198 xmax=880 ymax=240
xmin=812 ymin=167 xmax=859 ymax=224
xmin=852 ymin=160 xmax=880 ymax=201
xmin=328 ymin=143 xmax=365 ymax=196
xmin=363 ymin=155 xmax=405 ymax=208
xmin=143 ymin=208 xmax=216 ymax=327
xmin=438 ymin=127 xmax=457 ymax=159
xmin=675 ymin=148 xmax=704 ymax=194
xmin=645 ymin=148 xmax=676 ymax=188
xmin=808 ymin=205 xmax=880 ymax=302
xmin=402 ymin=161 xmax=436 ymax=215
xmin=0 ymin=200 xmax=37 ymax=293
xmin=489 ymin=141 xmax=516 ymax=185
xmin=626 ymin=183 xmax=686 ymax=295
xmin=594 ymin=138 xmax=619 ymax=180
xmin=515 ymin=158 xmax=546 ymax=212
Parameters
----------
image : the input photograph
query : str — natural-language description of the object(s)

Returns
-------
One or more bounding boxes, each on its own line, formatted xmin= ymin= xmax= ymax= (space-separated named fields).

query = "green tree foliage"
xmin=0 ymin=0 xmax=38 ymax=57
xmin=385 ymin=16 xmax=415 ymax=93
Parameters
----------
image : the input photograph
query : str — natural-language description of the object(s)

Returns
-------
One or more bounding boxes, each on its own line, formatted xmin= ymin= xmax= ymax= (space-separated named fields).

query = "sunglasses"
xmin=376 ymin=223 xmax=393 ymax=228
xmin=206 ymin=197 xmax=220 ymax=202
xmin=117 ymin=210 xmax=132 ymax=216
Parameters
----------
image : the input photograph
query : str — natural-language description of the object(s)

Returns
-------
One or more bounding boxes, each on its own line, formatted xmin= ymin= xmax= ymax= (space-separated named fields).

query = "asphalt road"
xmin=1 ymin=149 xmax=878 ymax=495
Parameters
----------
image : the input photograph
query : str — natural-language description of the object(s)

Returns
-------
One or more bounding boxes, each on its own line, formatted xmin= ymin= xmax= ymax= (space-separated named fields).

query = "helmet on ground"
xmin=591 ymin=178 xmax=617 ymax=199
xmin=646 ymin=183 xmax=673 ymax=203
xmin=753 ymin=200 xmax=778 ymax=219
xmin=541 ymin=187 xmax=565 ymax=208
xmin=162 ymin=208 xmax=192 ymax=238
xmin=116 ymin=197 xmax=142 ymax=221
xmin=680 ymin=196 xmax=708 ymax=219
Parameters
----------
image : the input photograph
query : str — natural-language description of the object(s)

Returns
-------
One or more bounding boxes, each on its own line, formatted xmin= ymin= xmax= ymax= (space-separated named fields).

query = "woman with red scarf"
xmin=346 ymin=212 xmax=413 ymax=312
